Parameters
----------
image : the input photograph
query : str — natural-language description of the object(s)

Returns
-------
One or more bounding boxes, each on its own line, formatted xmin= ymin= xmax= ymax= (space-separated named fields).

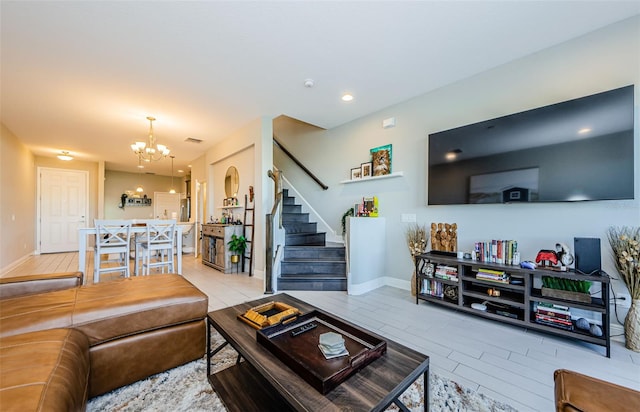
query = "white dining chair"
xmin=93 ymin=219 xmax=132 ymax=283
xmin=137 ymin=219 xmax=177 ymax=275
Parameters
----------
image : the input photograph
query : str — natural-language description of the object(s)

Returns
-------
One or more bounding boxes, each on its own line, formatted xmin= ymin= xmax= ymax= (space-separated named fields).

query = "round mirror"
xmin=224 ymin=166 xmax=239 ymax=198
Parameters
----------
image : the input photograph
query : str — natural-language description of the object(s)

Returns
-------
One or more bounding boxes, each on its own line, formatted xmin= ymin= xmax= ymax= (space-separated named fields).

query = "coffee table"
xmin=207 ymin=294 xmax=429 ymax=411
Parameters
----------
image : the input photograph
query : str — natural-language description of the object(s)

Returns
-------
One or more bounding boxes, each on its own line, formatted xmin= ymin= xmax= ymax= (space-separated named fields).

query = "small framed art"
xmin=351 ymin=167 xmax=362 ymax=180
xmin=361 ymin=162 xmax=372 ymax=178
xmin=370 ymin=144 xmax=392 ymax=176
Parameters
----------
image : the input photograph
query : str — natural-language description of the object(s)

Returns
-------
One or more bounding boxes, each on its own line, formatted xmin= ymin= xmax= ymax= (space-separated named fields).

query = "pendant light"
xmin=169 ymin=155 xmax=176 ymax=194
xmin=135 ymin=158 xmax=144 ymax=193
xmin=130 ymin=116 xmax=170 ymax=162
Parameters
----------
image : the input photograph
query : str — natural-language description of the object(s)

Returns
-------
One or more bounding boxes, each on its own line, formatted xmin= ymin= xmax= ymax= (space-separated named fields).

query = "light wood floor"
xmin=3 ymin=252 xmax=639 ymax=411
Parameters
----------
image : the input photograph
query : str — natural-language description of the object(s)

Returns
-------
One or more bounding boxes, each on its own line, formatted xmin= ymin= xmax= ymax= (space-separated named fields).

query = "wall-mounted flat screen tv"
xmin=427 ymin=85 xmax=635 ymax=205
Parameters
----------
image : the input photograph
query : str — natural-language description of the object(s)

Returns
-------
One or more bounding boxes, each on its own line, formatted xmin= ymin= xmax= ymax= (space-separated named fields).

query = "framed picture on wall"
xmin=370 ymin=144 xmax=392 ymax=176
xmin=351 ymin=167 xmax=362 ymax=180
xmin=361 ymin=162 xmax=372 ymax=178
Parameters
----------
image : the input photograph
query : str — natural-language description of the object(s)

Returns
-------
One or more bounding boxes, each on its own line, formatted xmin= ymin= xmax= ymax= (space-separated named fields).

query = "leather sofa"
xmin=554 ymin=369 xmax=640 ymax=412
xmin=0 ymin=272 xmax=208 ymax=411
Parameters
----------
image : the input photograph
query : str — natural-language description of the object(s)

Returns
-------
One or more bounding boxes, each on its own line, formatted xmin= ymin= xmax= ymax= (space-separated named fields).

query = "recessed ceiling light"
xmin=57 ymin=151 xmax=73 ymax=161
xmin=341 ymin=93 xmax=354 ymax=102
xmin=177 ymin=169 xmax=184 ymax=173
xmin=578 ymin=127 xmax=592 ymax=134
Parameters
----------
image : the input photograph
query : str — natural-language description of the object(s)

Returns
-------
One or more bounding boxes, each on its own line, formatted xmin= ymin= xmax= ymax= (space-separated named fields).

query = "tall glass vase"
xmin=625 ymin=299 xmax=640 ymax=352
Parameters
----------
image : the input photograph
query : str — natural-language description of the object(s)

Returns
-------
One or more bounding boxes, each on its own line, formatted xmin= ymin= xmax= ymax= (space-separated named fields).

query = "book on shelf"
xmin=473 ymin=240 xmax=518 ymax=264
xmin=534 ymin=318 xmax=574 ymax=331
xmin=536 ymin=308 xmax=571 ymax=320
xmin=537 ymin=302 xmax=570 ymax=312
xmin=420 ymin=279 xmax=445 ymax=298
xmin=475 ymin=270 xmax=509 ymax=284
xmin=535 ymin=313 xmax=573 ymax=326
xmin=434 ymin=265 xmax=459 ymax=281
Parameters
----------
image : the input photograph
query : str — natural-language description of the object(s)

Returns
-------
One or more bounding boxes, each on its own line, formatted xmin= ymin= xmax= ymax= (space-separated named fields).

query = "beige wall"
xmin=104 ymin=170 xmax=181 ymax=220
xmin=203 ymin=116 xmax=273 ymax=279
xmin=1 ymin=124 xmax=36 ymax=271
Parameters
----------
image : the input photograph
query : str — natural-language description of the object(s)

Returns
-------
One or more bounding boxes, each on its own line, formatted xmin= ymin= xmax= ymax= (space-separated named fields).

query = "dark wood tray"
xmin=256 ymin=310 xmax=387 ymax=394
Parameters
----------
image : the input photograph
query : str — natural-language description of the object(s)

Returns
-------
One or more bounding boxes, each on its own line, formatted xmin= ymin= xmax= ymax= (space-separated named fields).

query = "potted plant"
xmin=541 ymin=276 xmax=592 ymax=303
xmin=228 ymin=234 xmax=247 ymax=264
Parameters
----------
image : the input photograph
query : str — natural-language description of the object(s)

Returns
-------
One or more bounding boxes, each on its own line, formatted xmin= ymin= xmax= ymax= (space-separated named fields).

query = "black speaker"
xmin=574 ymin=237 xmax=601 ymax=275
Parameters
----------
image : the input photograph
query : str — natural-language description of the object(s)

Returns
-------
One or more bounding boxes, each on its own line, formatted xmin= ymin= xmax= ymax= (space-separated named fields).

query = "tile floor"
xmin=3 ymin=252 xmax=639 ymax=411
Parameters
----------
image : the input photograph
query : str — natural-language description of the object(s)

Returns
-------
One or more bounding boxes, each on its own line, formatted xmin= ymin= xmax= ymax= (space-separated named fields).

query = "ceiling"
xmin=2 ymin=1 xmax=639 ymax=177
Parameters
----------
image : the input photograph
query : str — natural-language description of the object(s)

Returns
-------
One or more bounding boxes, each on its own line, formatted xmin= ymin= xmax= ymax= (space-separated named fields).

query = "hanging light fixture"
xmin=135 ymin=158 xmax=144 ymax=193
xmin=130 ymin=116 xmax=170 ymax=162
xmin=169 ymin=155 xmax=176 ymax=194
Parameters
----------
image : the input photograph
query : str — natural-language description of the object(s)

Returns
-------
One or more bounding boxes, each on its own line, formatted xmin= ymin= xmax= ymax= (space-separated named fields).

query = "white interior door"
xmin=39 ymin=168 xmax=88 ymax=253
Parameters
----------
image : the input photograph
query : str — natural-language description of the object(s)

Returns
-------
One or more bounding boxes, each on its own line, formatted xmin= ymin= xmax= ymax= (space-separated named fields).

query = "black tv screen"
xmin=427 ymin=85 xmax=635 ymax=205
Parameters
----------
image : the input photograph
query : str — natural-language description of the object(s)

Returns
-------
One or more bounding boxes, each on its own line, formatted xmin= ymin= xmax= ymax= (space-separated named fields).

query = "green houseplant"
xmin=227 ymin=234 xmax=247 ymax=263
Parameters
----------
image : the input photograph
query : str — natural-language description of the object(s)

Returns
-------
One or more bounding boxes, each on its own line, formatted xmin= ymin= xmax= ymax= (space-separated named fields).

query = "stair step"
xmin=283 ymin=222 xmax=317 ymax=234
xmin=280 ymin=260 xmax=346 ymax=275
xmin=282 ymin=204 xmax=302 ymax=214
xmin=277 ymin=276 xmax=347 ymax=291
xmin=285 ymin=232 xmax=325 ymax=246
xmin=284 ymin=246 xmax=345 ymax=259
xmin=282 ymin=212 xmax=309 ymax=223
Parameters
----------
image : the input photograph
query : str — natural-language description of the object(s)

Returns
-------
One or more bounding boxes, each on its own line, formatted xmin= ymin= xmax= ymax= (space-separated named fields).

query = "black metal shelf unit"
xmin=415 ymin=252 xmax=611 ymax=357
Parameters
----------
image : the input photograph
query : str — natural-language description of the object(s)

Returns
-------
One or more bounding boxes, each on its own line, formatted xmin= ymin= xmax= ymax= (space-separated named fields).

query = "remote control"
xmin=290 ymin=322 xmax=317 ymax=337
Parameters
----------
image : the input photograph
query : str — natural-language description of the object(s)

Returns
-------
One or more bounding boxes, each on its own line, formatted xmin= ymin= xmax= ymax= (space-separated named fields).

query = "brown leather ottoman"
xmin=0 ymin=328 xmax=90 ymax=412
xmin=554 ymin=369 xmax=640 ymax=412
xmin=0 ymin=274 xmax=208 ymax=397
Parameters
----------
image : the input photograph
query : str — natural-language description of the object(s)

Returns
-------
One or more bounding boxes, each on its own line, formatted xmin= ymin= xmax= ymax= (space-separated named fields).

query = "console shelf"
xmin=415 ymin=252 xmax=611 ymax=357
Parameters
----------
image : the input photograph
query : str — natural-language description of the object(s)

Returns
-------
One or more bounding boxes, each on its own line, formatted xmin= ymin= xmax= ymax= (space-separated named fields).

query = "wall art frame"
xmin=361 ymin=162 xmax=372 ymax=178
xmin=370 ymin=144 xmax=392 ymax=176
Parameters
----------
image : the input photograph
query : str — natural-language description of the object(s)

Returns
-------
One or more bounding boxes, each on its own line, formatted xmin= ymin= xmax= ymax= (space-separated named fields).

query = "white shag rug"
xmin=88 ymin=333 xmax=518 ymax=412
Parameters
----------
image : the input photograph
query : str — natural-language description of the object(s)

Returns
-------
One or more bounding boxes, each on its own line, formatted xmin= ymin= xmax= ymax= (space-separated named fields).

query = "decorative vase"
xmin=625 ymin=299 xmax=640 ymax=352
xmin=411 ymin=269 xmax=416 ymax=297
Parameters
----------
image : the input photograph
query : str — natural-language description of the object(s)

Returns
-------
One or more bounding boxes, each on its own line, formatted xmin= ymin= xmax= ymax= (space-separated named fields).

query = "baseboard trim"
xmin=0 ymin=252 xmax=35 ymax=275
xmin=349 ymin=276 xmax=411 ymax=295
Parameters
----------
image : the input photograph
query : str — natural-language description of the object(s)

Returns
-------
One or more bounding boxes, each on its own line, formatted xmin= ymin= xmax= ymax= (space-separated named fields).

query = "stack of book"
xmin=420 ymin=279 xmax=444 ymax=298
xmin=534 ymin=302 xmax=573 ymax=331
xmin=475 ymin=268 xmax=509 ymax=284
xmin=473 ymin=240 xmax=518 ymax=264
xmin=434 ymin=265 xmax=458 ymax=282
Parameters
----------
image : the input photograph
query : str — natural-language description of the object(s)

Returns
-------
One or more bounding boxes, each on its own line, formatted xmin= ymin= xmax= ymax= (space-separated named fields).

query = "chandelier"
xmin=130 ymin=116 xmax=170 ymax=162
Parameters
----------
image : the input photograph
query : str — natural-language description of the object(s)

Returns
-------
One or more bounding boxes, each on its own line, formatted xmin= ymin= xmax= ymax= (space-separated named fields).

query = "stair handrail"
xmin=273 ymin=136 xmax=328 ymax=190
xmin=265 ymin=168 xmax=285 ymax=294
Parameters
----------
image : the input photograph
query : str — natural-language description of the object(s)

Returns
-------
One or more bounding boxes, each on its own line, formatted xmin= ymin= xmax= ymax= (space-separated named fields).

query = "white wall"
xmin=211 ymin=146 xmax=255 ymax=221
xmin=203 ymin=116 xmax=273 ymax=279
xmin=275 ymin=17 xmax=640 ymax=306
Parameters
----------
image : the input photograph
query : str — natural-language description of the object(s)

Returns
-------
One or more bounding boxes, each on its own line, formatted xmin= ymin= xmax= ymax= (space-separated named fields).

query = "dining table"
xmin=78 ymin=220 xmax=183 ymax=283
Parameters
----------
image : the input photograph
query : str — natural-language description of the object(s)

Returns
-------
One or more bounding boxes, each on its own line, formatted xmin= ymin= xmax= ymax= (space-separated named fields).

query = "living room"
xmin=1 ymin=2 xmax=639 ymax=411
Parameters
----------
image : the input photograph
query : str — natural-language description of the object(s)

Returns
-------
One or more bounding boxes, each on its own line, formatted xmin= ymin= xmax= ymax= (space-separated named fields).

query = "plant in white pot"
xmin=228 ymin=234 xmax=247 ymax=264
xmin=607 ymin=226 xmax=640 ymax=352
